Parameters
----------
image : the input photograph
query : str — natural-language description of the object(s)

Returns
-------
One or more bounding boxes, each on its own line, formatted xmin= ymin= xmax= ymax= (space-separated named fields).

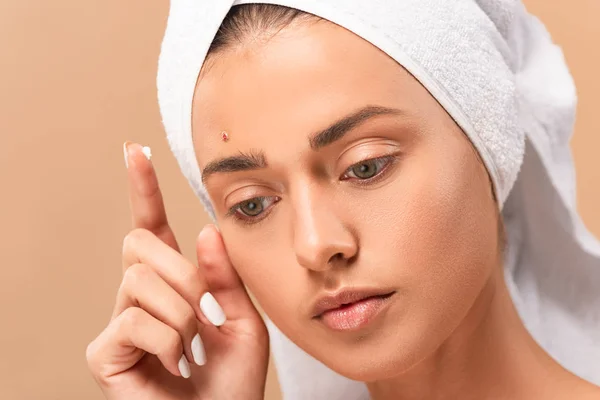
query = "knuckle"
xmin=122 ymin=263 xmax=152 ymax=288
xmin=85 ymin=339 xmax=99 ymax=366
xmin=85 ymin=333 xmax=111 ymax=381
xmin=118 ymin=306 xmax=144 ymax=331
xmin=122 ymin=228 xmax=150 ymax=253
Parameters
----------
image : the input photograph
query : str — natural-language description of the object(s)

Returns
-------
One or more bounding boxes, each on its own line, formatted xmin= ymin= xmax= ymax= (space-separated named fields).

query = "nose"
xmin=292 ymin=185 xmax=358 ymax=272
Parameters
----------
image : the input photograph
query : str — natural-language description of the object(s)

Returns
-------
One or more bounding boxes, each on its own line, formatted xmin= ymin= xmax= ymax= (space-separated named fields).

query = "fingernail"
xmin=141 ymin=146 xmax=152 ymax=161
xmin=200 ymin=224 xmax=219 ymax=237
xmin=178 ymin=354 xmax=191 ymax=378
xmin=123 ymin=142 xmax=151 ymax=169
xmin=200 ymin=292 xmax=226 ymax=326
xmin=123 ymin=141 xmax=131 ymax=168
xmin=199 ymin=224 xmax=211 ymax=240
xmin=191 ymin=333 xmax=206 ymax=366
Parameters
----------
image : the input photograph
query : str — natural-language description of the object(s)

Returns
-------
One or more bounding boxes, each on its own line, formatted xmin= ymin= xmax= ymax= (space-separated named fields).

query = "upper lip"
xmin=311 ymin=287 xmax=395 ymax=318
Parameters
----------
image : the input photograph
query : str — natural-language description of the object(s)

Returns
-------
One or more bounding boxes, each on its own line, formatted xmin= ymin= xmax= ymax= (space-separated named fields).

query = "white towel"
xmin=156 ymin=1 xmax=600 ymax=398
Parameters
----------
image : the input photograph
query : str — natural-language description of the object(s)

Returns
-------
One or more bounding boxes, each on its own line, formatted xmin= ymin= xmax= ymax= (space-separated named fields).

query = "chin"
xmin=322 ymin=347 xmax=419 ymax=382
xmin=309 ymin=327 xmax=429 ymax=382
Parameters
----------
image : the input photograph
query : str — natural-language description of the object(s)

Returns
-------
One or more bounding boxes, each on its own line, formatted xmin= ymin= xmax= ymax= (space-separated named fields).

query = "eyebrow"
xmin=309 ymin=105 xmax=402 ymax=150
xmin=202 ymin=150 xmax=267 ymax=184
xmin=201 ymin=105 xmax=402 ymax=183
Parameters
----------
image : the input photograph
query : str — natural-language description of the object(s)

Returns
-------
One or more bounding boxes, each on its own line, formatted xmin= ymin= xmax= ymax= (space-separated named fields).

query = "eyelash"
xmin=225 ymin=196 xmax=281 ymax=226
xmin=227 ymin=154 xmax=399 ymax=225
xmin=340 ymin=154 xmax=398 ymax=185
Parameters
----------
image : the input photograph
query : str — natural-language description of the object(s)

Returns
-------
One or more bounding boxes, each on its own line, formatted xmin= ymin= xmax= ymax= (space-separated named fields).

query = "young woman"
xmin=86 ymin=2 xmax=600 ymax=399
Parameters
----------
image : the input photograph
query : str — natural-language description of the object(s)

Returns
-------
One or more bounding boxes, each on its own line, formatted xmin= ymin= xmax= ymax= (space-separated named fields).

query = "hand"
xmin=86 ymin=142 xmax=269 ymax=400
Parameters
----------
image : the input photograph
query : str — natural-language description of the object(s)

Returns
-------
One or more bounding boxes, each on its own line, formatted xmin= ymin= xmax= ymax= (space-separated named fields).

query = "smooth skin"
xmin=87 ymin=17 xmax=600 ymax=400
xmin=192 ymin=19 xmax=600 ymax=400
xmin=85 ymin=142 xmax=269 ymax=400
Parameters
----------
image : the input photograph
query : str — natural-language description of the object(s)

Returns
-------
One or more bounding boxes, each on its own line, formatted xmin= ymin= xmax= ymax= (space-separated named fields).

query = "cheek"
xmin=401 ymin=140 xmax=498 ymax=328
xmin=361 ymin=135 xmax=498 ymax=333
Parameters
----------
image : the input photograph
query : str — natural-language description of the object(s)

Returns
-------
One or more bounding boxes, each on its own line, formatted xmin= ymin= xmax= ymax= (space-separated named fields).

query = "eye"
xmin=239 ymin=198 xmax=264 ymax=216
xmin=228 ymin=196 xmax=280 ymax=223
xmin=342 ymin=156 xmax=395 ymax=181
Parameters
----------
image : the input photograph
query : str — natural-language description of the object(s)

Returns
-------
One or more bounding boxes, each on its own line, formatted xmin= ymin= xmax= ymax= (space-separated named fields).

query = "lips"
xmin=311 ymin=288 xmax=396 ymax=318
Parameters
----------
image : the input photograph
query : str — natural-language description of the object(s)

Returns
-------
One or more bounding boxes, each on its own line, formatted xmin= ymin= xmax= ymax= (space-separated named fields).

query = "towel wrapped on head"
xmin=157 ymin=1 xmax=600 ymax=398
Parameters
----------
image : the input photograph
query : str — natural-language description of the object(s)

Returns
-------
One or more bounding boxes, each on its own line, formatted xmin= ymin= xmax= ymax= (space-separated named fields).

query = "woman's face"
xmin=192 ymin=19 xmax=500 ymax=380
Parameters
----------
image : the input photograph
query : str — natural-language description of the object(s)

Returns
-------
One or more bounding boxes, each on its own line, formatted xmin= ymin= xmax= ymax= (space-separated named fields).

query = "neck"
xmin=367 ymin=266 xmax=580 ymax=400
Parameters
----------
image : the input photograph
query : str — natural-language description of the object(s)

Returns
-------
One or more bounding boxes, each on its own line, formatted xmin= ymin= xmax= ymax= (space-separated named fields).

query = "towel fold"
xmin=156 ymin=1 xmax=600 ymax=398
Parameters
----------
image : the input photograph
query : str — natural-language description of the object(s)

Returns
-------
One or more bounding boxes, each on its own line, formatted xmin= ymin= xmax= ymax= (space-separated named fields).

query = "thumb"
xmin=196 ymin=224 xmax=261 ymax=322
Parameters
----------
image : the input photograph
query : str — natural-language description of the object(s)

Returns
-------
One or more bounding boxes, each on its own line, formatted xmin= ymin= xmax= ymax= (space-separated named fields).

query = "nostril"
xmin=328 ymin=252 xmax=345 ymax=263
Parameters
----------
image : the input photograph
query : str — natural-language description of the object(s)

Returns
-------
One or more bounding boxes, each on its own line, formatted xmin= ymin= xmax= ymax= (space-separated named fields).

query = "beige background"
xmin=0 ymin=1 xmax=598 ymax=399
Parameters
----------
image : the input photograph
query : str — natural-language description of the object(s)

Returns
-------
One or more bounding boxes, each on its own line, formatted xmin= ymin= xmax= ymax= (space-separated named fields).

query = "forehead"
xmin=191 ymin=20 xmax=424 ymax=166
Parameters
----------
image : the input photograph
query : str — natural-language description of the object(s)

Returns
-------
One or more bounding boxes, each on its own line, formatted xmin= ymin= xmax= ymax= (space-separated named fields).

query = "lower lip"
xmin=318 ymin=293 xmax=395 ymax=332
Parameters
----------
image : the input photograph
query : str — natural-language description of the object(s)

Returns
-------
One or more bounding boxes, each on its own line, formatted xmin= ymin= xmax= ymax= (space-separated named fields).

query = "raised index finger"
xmin=123 ymin=141 xmax=180 ymax=252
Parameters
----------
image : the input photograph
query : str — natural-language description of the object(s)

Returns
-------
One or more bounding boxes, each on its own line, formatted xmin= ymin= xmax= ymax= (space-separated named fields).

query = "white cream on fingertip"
xmin=178 ymin=354 xmax=191 ymax=378
xmin=200 ymin=292 xmax=227 ymax=326
xmin=142 ymin=146 xmax=152 ymax=161
xmin=123 ymin=142 xmax=130 ymax=168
